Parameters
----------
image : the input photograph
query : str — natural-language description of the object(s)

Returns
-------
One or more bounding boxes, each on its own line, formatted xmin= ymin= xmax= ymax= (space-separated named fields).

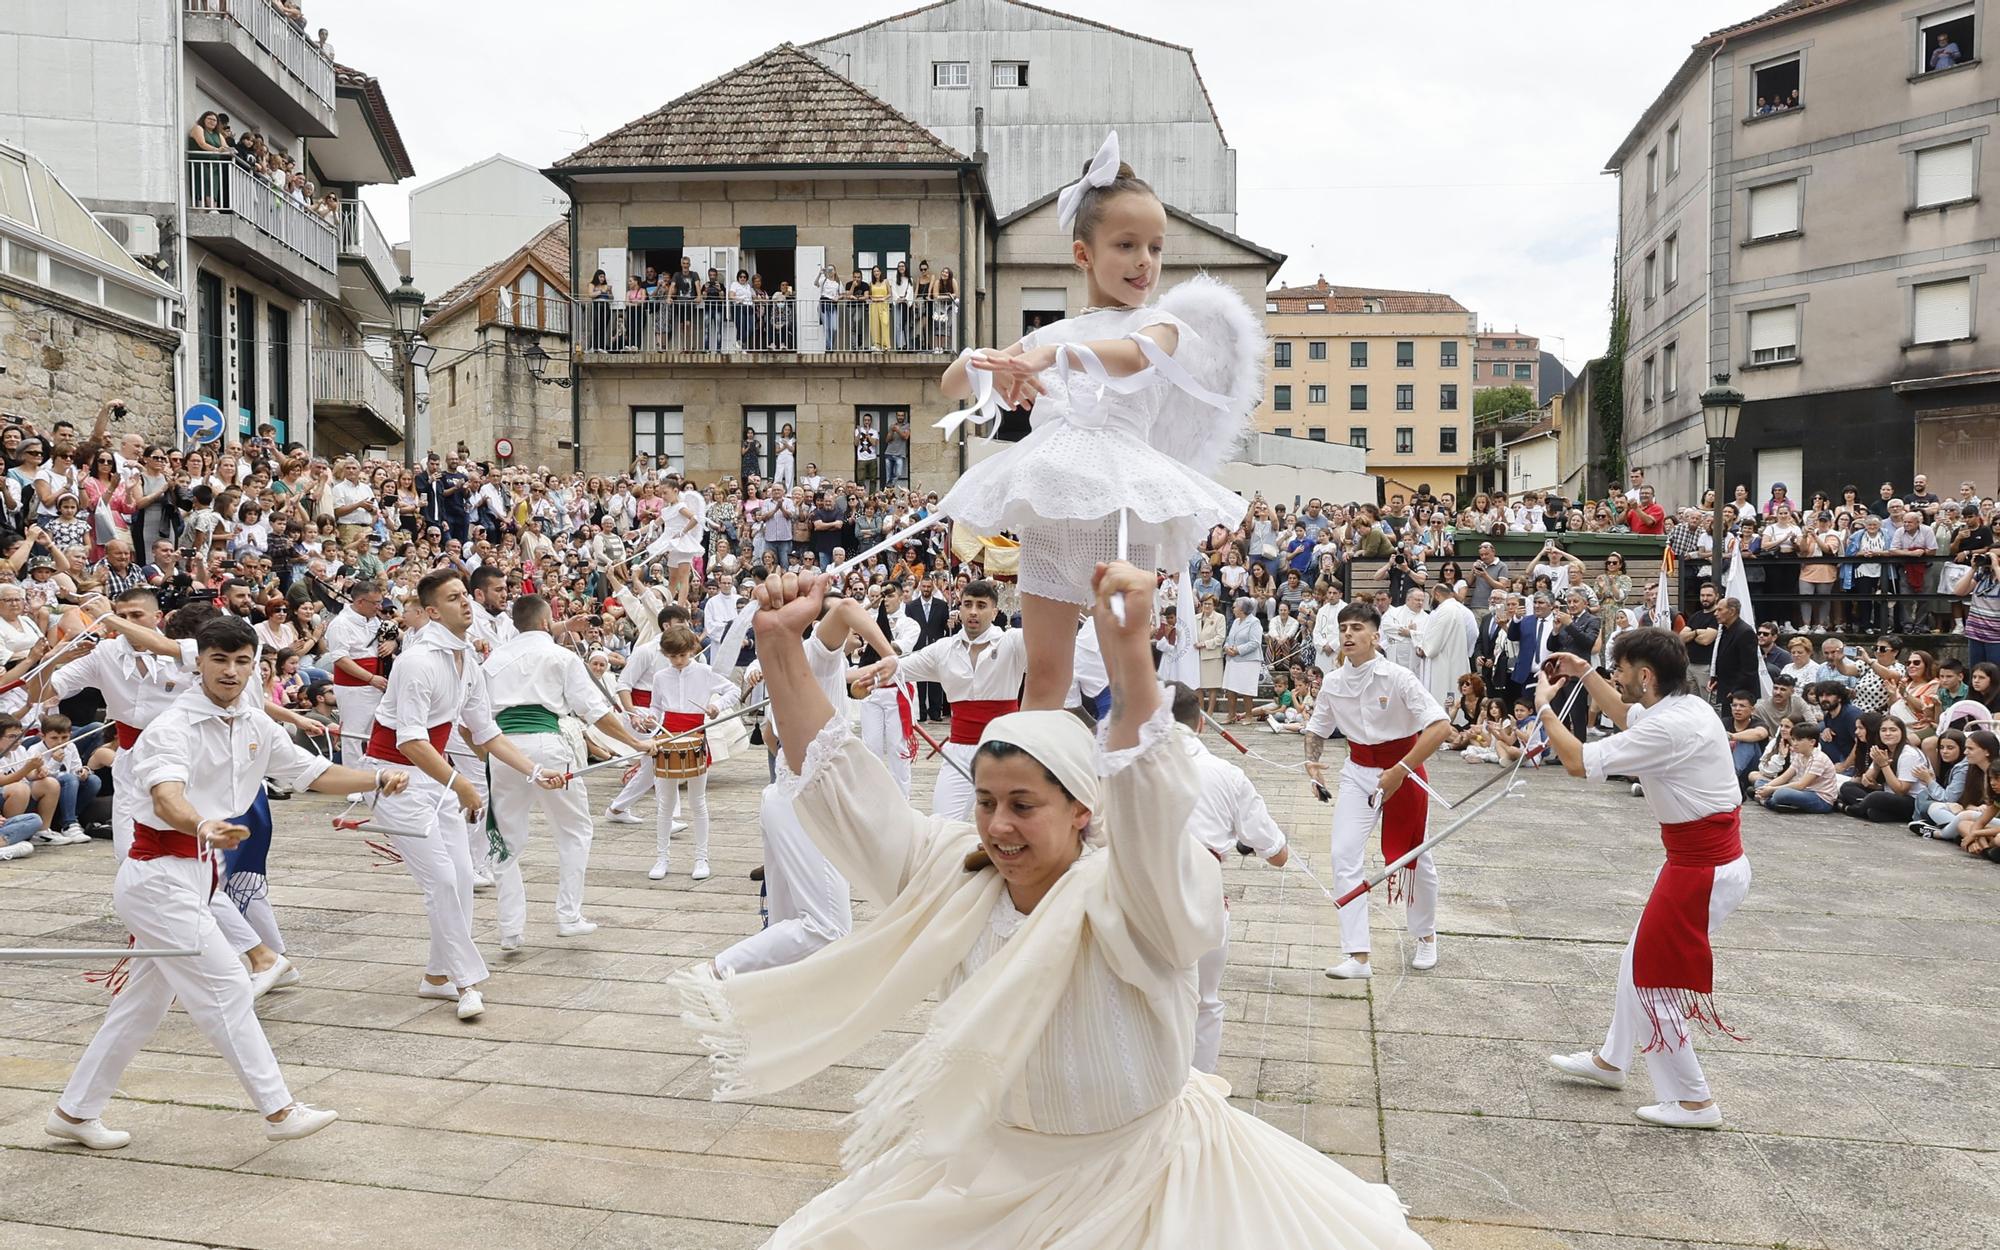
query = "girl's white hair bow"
xmin=1055 ymin=130 xmax=1121 ymax=231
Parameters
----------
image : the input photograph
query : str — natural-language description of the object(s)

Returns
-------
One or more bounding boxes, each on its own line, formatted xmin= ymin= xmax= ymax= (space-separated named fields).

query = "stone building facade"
xmin=0 ymin=283 xmax=177 ymax=438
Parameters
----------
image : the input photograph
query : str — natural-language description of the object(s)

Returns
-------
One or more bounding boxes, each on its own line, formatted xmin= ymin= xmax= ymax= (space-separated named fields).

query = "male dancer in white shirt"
xmin=484 ymin=594 xmax=661 ymax=947
xmin=1303 ymin=600 xmax=1451 ymax=979
xmin=1169 ymin=682 xmax=1288 ymax=1073
xmin=855 ymin=582 xmax=922 ymax=797
xmin=1533 ymin=631 xmax=1751 ymax=1129
xmin=894 ymin=580 xmax=1027 ymax=821
xmin=38 ymin=589 xmax=292 ymax=994
xmin=713 ymin=594 xmax=897 ymax=977
xmin=367 ymin=569 xmax=563 ymax=1021
xmin=461 ymin=565 xmax=516 ymax=888
xmin=321 ymin=580 xmax=396 ymax=763
xmin=47 ymin=616 xmax=407 ymax=1151
xmin=603 ymin=602 xmax=692 ymax=826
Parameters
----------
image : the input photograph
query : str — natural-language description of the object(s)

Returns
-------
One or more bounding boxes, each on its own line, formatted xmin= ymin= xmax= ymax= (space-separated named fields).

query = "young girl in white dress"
xmin=936 ymin=131 xmax=1264 ymax=709
xmin=774 ymin=425 xmax=797 ymax=489
xmin=678 ymin=565 xmax=1428 ymax=1250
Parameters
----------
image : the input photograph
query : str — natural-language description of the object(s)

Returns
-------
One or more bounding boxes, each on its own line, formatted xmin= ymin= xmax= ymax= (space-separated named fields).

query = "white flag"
xmin=1651 ymin=566 xmax=1671 ymax=627
xmin=1722 ymin=542 xmax=1774 ymax=701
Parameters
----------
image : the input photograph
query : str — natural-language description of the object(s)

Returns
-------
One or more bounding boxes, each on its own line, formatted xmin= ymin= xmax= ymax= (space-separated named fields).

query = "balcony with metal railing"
xmin=570 ymin=294 xmax=961 ymax=363
xmin=337 ymin=199 xmax=400 ymax=319
xmin=311 ymin=346 xmax=404 ymax=440
xmin=480 ymin=290 xmax=571 ymax=336
xmin=187 ymin=158 xmax=340 ymax=300
xmin=182 ymin=0 xmax=338 ymax=136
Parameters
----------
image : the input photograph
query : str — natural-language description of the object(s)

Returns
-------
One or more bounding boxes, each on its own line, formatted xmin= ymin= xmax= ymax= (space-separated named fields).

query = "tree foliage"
xmin=1589 ymin=287 xmax=1627 ymax=487
xmin=1473 ymin=384 xmax=1536 ymax=419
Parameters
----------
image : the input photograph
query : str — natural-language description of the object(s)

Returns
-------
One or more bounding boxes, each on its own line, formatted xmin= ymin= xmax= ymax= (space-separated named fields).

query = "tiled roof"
xmin=806 ymin=0 xmax=1230 ymax=145
xmin=551 ymin=44 xmax=968 ymax=171
xmin=423 ymin=221 xmax=570 ymax=329
xmin=1266 ymin=277 xmax=1468 ymax=315
xmin=1697 ymin=0 xmax=1852 ymax=46
xmin=332 ymin=63 xmax=416 ymax=180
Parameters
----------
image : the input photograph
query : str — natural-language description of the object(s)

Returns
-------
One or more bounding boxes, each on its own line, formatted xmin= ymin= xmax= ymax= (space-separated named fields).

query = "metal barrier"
xmin=187 ymin=157 xmax=338 ymax=273
xmin=573 ymin=294 xmax=961 ymax=357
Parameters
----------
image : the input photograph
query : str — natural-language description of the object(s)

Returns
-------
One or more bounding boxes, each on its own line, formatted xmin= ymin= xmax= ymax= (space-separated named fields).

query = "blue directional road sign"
xmin=182 ymin=402 xmax=224 ymax=445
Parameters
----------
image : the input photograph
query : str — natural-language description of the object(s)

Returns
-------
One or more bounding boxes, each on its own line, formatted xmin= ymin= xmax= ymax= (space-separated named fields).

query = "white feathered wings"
xmin=1150 ymin=274 xmax=1267 ymax=475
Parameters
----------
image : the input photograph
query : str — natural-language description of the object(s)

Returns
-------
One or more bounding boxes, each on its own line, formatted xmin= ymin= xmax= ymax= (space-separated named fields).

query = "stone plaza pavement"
xmin=1 ymin=730 xmax=1996 ymax=1250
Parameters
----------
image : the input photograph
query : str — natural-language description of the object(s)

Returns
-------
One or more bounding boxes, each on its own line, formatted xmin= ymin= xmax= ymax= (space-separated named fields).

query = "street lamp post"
xmin=389 ymin=276 xmax=428 ymax=468
xmin=1699 ymin=373 xmax=1744 ymax=517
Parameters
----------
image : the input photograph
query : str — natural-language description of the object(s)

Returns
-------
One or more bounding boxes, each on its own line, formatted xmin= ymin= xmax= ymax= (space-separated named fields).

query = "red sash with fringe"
xmin=1347 ymin=734 xmax=1429 ymax=903
xmin=1634 ymin=808 xmax=1746 ymax=1052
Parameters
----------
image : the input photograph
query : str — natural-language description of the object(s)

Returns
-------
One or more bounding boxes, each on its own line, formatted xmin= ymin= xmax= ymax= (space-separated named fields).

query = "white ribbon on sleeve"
xmin=934 ymin=348 xmax=1008 ymax=438
xmin=1056 ymin=131 xmax=1121 ymax=232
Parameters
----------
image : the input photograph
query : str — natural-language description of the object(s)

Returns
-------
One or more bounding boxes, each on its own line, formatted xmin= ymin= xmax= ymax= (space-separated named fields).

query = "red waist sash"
xmin=364 ymin=720 xmax=453 ymax=766
xmin=129 ymin=821 xmax=198 ymax=860
xmin=949 ymin=698 xmax=1018 ymax=746
xmin=333 ymin=656 xmax=381 ymax=687
xmin=115 ymin=721 xmax=142 ymax=749
xmin=630 ymin=689 xmax=653 ymax=709
xmin=1344 ymin=734 xmax=1430 ymax=902
xmin=1632 ymin=808 xmax=1747 ymax=1052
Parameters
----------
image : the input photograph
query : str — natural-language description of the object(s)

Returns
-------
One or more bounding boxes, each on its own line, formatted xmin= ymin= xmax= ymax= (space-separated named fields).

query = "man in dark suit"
xmin=905 ymin=571 xmax=953 ymax=722
xmin=1550 ymin=589 xmax=1602 ymax=737
xmin=1475 ymin=592 xmax=1517 ymax=705
xmin=1509 ymin=592 xmax=1557 ymax=700
xmin=1709 ymin=596 xmax=1760 ymax=715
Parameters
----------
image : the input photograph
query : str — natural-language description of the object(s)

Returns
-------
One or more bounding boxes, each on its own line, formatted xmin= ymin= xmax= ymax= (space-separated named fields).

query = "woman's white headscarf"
xmin=978 ymin=709 xmax=1103 ymax=844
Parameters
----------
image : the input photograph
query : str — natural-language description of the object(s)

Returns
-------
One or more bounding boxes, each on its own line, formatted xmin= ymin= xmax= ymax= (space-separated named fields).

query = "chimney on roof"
xmin=1315 ymin=275 xmax=1329 ymax=292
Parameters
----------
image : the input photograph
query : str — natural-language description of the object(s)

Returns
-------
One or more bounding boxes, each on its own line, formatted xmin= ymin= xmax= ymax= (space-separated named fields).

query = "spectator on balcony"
xmin=728 ymin=269 xmax=755 ymax=352
xmin=647 ymin=271 xmax=673 ymax=351
xmin=928 ymin=267 xmax=959 ymax=352
xmin=586 ymin=268 xmax=614 ymax=352
xmin=815 ymin=264 xmax=842 ymax=353
xmin=670 ymin=257 xmax=699 ymax=351
xmin=693 ymin=267 xmax=720 ymax=353
xmin=188 ymin=111 xmax=227 ymax=157
xmin=748 ymin=273 xmax=772 ymax=350
xmin=773 ymin=280 xmax=797 ymax=351
xmin=622 ymin=276 xmax=645 ymax=352
xmin=840 ymin=270 xmax=868 ymax=351
xmin=890 ymin=260 xmax=916 ymax=351
xmin=1930 ymin=31 xmax=1963 ymax=71
xmin=315 ymin=28 xmax=334 ymax=58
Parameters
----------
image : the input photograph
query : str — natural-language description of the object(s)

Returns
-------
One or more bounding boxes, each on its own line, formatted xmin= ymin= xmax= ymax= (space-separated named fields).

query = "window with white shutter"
xmin=1748 ymin=305 xmax=1799 ymax=364
xmin=1747 ymin=181 xmax=1800 ymax=238
xmin=1915 ymin=141 xmax=1974 ymax=207
xmin=1912 ymin=277 xmax=1972 ymax=343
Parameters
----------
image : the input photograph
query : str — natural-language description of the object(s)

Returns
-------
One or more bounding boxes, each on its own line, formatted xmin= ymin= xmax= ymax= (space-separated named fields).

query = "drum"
xmin=658 ymin=731 xmax=708 ymax=780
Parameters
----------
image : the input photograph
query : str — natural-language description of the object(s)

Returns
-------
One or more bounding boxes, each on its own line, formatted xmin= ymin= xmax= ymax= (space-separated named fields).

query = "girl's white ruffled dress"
xmin=936 ymin=277 xmax=1265 ymax=604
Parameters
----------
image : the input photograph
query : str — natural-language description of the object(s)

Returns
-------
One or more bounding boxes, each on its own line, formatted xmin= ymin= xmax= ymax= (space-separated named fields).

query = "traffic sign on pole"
xmin=181 ymin=403 xmax=224 ymax=446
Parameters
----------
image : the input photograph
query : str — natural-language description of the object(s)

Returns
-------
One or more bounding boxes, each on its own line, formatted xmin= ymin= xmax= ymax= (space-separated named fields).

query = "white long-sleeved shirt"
xmin=468 ymin=603 xmax=517 ymax=652
xmin=1181 ymin=736 xmax=1287 ymax=859
xmin=1311 ymin=599 xmax=1345 ymax=664
xmin=373 ymin=626 xmax=502 ymax=750
xmin=132 ymin=687 xmax=331 ymax=826
xmin=322 ymin=606 xmax=386 ymax=666
xmin=703 ymin=594 xmax=743 ymax=642
xmin=618 ymin=641 xmax=665 ymax=703
xmin=484 ymin=631 xmax=611 ymax=723
xmin=644 ymin=658 xmax=740 ymax=717
xmin=51 ymin=635 xmax=200 ymax=729
xmin=898 ymin=625 xmax=1028 ymax=702
xmin=1304 ymin=654 xmax=1446 ymax=748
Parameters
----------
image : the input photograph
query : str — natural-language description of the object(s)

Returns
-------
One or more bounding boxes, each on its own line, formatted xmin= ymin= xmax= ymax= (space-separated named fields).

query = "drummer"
xmin=639 ymin=624 xmax=738 ymax=883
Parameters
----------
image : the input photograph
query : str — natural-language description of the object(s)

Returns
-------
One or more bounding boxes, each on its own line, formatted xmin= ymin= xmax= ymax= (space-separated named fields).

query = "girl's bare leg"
xmin=1021 ymin=593 xmax=1082 ymax=710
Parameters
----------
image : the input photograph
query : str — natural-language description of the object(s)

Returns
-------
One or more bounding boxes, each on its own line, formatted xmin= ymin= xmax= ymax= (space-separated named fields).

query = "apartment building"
xmin=1474 ymin=331 xmax=1540 ymax=395
xmin=1261 ymin=278 xmax=1475 ymax=498
xmin=808 ymin=0 xmax=1239 ymax=230
xmin=0 ymin=1 xmax=412 ymax=454
xmin=1609 ymin=0 xmax=2000 ymax=507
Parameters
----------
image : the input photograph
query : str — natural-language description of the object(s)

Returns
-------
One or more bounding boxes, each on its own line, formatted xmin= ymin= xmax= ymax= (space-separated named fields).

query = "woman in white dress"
xmin=1221 ymin=597 xmax=1265 ymax=723
xmin=677 ymin=565 xmax=1427 ymax=1250
xmin=774 ymin=424 xmax=798 ymax=489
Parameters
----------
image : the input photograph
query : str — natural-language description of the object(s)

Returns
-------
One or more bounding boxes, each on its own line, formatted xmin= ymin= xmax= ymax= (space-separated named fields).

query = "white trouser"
xmin=656 ymin=771 xmax=708 ymax=860
xmin=608 ymin=710 xmax=657 ymax=813
xmin=59 ymin=856 xmax=291 ymax=1120
xmin=111 ymin=752 xmax=261 ymax=957
xmin=1330 ymin=759 xmax=1438 ymax=955
xmin=858 ymin=690 xmax=912 ymax=797
xmin=490 ymin=731 xmax=594 ymax=936
xmin=374 ymin=777 xmax=488 ymax=989
xmin=332 ymin=683 xmax=383 ymax=763
xmin=454 ymin=748 xmax=491 ymax=877
xmin=929 ymin=740 xmax=978 ymax=822
xmin=1194 ymin=934 xmax=1229 ymax=1074
xmin=713 ymin=784 xmax=852 ymax=977
xmin=1599 ymin=856 xmax=1751 ymax=1103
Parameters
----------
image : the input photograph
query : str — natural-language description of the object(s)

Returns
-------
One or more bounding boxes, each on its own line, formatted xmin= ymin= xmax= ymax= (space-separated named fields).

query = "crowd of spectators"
xmin=581 ymin=259 xmax=960 ymax=355
xmin=186 ymin=108 xmax=340 ymax=227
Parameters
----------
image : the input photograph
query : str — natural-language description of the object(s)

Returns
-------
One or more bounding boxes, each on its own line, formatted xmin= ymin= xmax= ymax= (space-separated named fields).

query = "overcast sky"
xmin=340 ymin=0 xmax=1749 ymax=372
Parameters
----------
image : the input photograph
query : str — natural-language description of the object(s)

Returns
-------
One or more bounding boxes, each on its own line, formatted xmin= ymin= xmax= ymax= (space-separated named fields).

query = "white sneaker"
xmin=455 ymin=989 xmax=485 ymax=1021
xmin=59 ymin=824 xmax=88 ymax=844
xmin=45 ymin=1111 xmax=128 ymax=1150
xmin=691 ymin=859 xmax=711 ymax=881
xmin=1635 ymin=1100 xmax=1723 ymax=1129
xmin=498 ymin=934 xmax=522 ymax=953
xmin=264 ymin=1103 xmax=338 ymax=1141
xmin=471 ymin=870 xmax=495 ymax=891
xmin=0 ymin=841 xmax=34 ymax=860
xmin=1548 ymin=1050 xmax=1627 ymax=1089
xmin=604 ymin=807 xmax=643 ymax=825
xmin=556 ymin=918 xmax=599 ymax=937
xmin=417 ymin=979 xmax=460 ymax=1001
xmin=671 ymin=819 xmax=689 ymax=834
xmin=1411 ymin=937 xmax=1438 ymax=971
xmin=249 ymin=956 xmax=293 ymax=999
xmin=1630 ymin=782 xmax=1645 ymax=798
xmin=272 ymin=964 xmax=302 ymax=990
xmin=648 ymin=856 xmax=669 ymax=881
xmin=1324 ymin=957 xmax=1372 ymax=980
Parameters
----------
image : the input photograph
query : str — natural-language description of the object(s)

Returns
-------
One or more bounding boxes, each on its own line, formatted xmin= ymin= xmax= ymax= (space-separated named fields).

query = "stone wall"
xmin=424 ymin=317 xmax=573 ymax=471
xmin=577 ymin=363 xmax=958 ymax=490
xmin=0 ymin=279 xmax=177 ymax=441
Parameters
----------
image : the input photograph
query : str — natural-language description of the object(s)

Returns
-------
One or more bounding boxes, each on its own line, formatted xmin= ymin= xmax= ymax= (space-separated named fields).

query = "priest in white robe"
xmin=1415 ymin=581 xmax=1475 ymax=709
xmin=1379 ymin=586 xmax=1426 ymax=672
